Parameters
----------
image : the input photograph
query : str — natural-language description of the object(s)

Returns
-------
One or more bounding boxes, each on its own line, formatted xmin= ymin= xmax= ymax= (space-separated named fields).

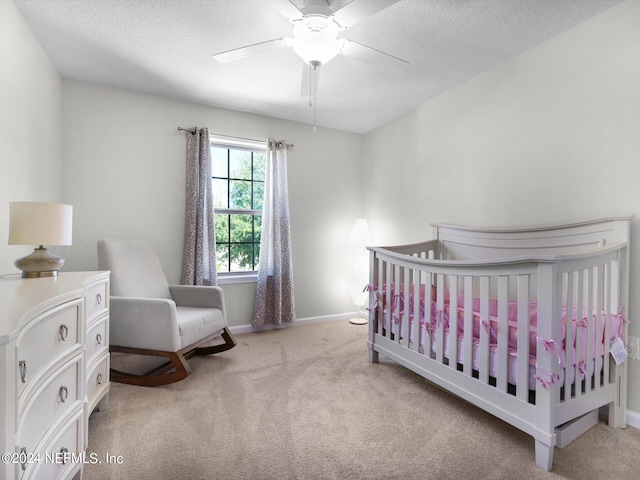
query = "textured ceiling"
xmin=14 ymin=0 xmax=622 ymax=134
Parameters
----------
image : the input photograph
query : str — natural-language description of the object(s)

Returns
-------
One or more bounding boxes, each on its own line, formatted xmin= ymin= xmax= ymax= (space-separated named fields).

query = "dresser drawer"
xmin=22 ymin=410 xmax=83 ymax=480
xmin=17 ymin=354 xmax=82 ymax=457
xmin=86 ymin=315 xmax=108 ymax=365
xmin=86 ymin=353 xmax=109 ymax=408
xmin=85 ymin=280 xmax=108 ymax=323
xmin=16 ymin=299 xmax=82 ymax=397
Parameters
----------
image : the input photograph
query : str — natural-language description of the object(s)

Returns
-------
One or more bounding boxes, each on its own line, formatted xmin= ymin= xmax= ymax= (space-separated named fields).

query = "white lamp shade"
xmin=9 ymin=202 xmax=73 ymax=246
xmin=349 ymin=219 xmax=369 ymax=307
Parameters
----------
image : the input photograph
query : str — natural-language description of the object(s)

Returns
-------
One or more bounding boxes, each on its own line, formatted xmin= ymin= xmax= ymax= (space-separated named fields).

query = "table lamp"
xmin=8 ymin=202 xmax=73 ymax=278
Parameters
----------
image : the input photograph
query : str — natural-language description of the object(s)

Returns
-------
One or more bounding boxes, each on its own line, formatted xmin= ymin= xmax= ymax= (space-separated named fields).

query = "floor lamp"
xmin=349 ymin=218 xmax=369 ymax=325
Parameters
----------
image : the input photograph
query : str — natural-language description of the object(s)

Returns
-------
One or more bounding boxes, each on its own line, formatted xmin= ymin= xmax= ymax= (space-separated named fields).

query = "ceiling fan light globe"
xmin=293 ymin=37 xmax=340 ymax=65
xmin=292 ymin=15 xmax=341 ymax=65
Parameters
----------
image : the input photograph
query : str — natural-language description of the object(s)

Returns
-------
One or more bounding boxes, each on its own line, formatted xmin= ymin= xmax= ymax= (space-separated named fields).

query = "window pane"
xmin=230 ymin=244 xmax=254 ymax=271
xmin=229 ymin=150 xmax=252 ymax=180
xmin=215 ymin=214 xmax=229 ymax=243
xmin=254 ymin=152 xmax=266 ymax=181
xmin=229 ymin=180 xmax=251 ymax=209
xmin=253 ymin=181 xmax=264 ymax=210
xmin=254 ymin=215 xmax=262 ymax=243
xmin=216 ymin=244 xmax=230 ymax=272
xmin=254 ymin=243 xmax=260 ymax=270
xmin=211 ymin=147 xmax=228 ymax=177
xmin=212 ymin=179 xmax=228 ymax=208
xmin=229 ymin=214 xmax=253 ymax=243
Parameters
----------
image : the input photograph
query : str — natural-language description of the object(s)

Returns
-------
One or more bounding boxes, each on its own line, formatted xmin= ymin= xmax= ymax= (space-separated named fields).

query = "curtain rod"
xmin=177 ymin=127 xmax=293 ymax=149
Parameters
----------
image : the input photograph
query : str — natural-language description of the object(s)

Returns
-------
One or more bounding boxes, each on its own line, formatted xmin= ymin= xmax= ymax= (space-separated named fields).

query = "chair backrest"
xmin=97 ymin=238 xmax=172 ymax=299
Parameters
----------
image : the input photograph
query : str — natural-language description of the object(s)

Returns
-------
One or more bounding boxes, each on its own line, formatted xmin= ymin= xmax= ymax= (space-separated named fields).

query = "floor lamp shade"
xmin=9 ymin=202 xmax=73 ymax=278
xmin=349 ymin=219 xmax=369 ymax=324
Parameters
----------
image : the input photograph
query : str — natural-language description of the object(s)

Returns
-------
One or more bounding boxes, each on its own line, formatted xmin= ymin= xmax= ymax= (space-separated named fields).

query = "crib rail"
xmin=367 ymin=241 xmax=627 ymax=430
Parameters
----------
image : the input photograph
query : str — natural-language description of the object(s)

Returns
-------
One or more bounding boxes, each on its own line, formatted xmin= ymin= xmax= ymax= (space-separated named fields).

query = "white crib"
xmin=366 ymin=216 xmax=632 ymax=470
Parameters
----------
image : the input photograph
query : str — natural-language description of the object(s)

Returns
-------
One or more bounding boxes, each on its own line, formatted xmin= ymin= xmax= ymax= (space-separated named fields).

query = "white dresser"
xmin=0 ymin=271 xmax=110 ymax=480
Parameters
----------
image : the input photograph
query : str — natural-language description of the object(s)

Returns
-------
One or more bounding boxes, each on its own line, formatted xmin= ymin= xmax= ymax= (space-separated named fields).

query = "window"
xmin=211 ymin=137 xmax=266 ymax=274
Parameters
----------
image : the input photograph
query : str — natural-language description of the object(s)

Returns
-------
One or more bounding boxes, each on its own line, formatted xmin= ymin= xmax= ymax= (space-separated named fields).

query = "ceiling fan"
xmin=213 ymin=0 xmax=407 ymax=67
xmin=213 ymin=0 xmax=409 ymax=126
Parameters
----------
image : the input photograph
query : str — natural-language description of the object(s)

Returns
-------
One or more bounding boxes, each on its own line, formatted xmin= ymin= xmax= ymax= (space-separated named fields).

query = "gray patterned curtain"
xmin=181 ymin=127 xmax=217 ymax=286
xmin=253 ymin=139 xmax=295 ymax=327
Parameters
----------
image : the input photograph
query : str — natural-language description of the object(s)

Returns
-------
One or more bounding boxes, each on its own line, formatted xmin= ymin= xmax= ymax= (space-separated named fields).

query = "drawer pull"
xmin=59 ymin=385 xmax=68 ymax=403
xmin=59 ymin=324 xmax=69 ymax=341
xmin=96 ymin=293 xmax=102 ymax=305
xmin=96 ymin=333 xmax=103 ymax=345
xmin=60 ymin=447 xmax=69 ymax=464
xmin=96 ymin=372 xmax=103 ymax=385
xmin=19 ymin=360 xmax=27 ymax=383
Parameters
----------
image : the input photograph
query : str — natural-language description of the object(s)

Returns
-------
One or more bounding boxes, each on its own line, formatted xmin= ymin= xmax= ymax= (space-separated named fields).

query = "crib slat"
xmin=463 ymin=276 xmax=474 ymax=377
xmin=411 ymin=268 xmax=421 ymax=353
xmin=497 ymin=276 xmax=509 ymax=393
xmin=603 ymin=262 xmax=611 ymax=385
xmin=563 ymin=272 xmax=574 ymax=398
xmin=575 ymin=268 xmax=584 ymax=398
xmin=376 ymin=256 xmax=384 ymax=336
xmin=436 ymin=274 xmax=445 ymax=363
xmin=402 ymin=267 xmax=410 ymax=347
xmin=610 ymin=259 xmax=620 ymax=316
xmin=449 ymin=276 xmax=459 ymax=372
xmin=384 ymin=261 xmax=392 ymax=339
xmin=479 ymin=276 xmax=490 ymax=385
xmin=594 ymin=264 xmax=604 ymax=389
xmin=554 ymin=272 xmax=564 ymax=405
xmin=516 ymin=275 xmax=530 ymax=402
xmin=585 ymin=268 xmax=594 ymax=392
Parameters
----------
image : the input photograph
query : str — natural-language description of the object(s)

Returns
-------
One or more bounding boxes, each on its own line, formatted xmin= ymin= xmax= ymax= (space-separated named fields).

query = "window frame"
xmin=210 ymin=135 xmax=266 ymax=280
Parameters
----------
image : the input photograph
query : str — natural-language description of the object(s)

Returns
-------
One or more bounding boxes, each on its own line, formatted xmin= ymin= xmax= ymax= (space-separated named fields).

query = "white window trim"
xmin=217 ymin=272 xmax=258 ymax=284
xmin=209 ymin=135 xmax=265 ymax=151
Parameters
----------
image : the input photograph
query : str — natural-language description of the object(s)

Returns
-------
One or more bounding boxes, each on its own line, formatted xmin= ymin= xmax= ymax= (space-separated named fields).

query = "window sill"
xmin=217 ymin=273 xmax=258 ymax=285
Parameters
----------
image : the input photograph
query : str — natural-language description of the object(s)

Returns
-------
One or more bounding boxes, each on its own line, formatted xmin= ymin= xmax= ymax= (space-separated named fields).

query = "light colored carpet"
xmin=85 ymin=321 xmax=640 ymax=479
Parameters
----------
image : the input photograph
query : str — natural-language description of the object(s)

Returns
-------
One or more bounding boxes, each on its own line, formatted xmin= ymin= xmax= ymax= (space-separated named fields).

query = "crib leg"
xmin=534 ymin=440 xmax=554 ymax=471
xmin=608 ymin=363 xmax=627 ymax=428
xmin=368 ymin=344 xmax=379 ymax=363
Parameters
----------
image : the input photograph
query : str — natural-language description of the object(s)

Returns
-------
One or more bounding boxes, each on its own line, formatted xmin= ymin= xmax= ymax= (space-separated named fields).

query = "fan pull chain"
xmin=309 ymin=61 xmax=319 ymax=135
xmin=309 ymin=62 xmax=313 ymax=107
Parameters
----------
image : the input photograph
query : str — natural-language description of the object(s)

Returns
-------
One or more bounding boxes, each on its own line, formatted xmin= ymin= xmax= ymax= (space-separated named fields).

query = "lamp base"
xmin=349 ymin=316 xmax=368 ymax=325
xmin=15 ymin=246 xmax=64 ymax=278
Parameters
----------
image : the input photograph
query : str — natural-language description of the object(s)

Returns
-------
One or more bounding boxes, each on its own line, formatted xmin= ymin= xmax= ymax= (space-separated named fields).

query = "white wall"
xmin=0 ymin=0 xmax=62 ymax=274
xmin=61 ymin=81 xmax=363 ymax=326
xmin=363 ymin=1 xmax=640 ymax=411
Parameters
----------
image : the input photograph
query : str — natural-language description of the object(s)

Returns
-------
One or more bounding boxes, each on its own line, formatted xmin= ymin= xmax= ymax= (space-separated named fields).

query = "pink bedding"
xmin=368 ymin=284 xmax=626 ymax=389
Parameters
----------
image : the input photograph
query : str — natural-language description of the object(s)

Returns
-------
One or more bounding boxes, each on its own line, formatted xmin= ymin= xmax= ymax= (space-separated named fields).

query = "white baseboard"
xmin=599 ymin=407 xmax=640 ymax=430
xmin=627 ymin=409 xmax=640 ymax=430
xmin=228 ymin=312 xmax=357 ymax=335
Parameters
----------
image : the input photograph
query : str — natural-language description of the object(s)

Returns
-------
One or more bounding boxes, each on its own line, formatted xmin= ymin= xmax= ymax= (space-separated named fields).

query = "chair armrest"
xmin=109 ymin=296 xmax=181 ymax=351
xmin=169 ymin=285 xmax=226 ymax=313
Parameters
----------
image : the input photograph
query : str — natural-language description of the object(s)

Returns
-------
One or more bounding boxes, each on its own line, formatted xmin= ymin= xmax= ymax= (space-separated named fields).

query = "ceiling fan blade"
xmin=213 ymin=38 xmax=290 ymax=63
xmin=300 ymin=63 xmax=321 ymax=99
xmin=341 ymin=40 xmax=409 ymax=70
xmin=332 ymin=0 xmax=402 ymax=29
xmin=274 ymin=0 xmax=304 ymax=21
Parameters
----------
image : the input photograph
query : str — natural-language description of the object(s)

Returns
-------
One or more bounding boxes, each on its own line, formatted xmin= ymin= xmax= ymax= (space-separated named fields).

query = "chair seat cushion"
xmin=176 ymin=306 xmax=226 ymax=349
